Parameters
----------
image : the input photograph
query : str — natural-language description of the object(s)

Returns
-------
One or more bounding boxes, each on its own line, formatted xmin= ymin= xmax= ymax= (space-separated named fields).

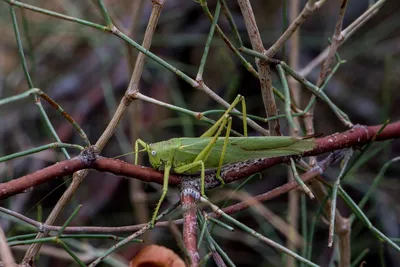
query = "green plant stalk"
xmin=6 ymin=0 xmax=194 ymax=87
xmin=197 ymin=212 xmax=209 ymax=249
xmin=88 ymin=201 xmax=180 ymax=267
xmin=208 ymin=217 xmax=234 ymax=232
xmin=5 ymin=0 xmax=108 ymax=31
xmin=58 ymin=240 xmax=86 ymax=267
xmin=199 ymin=252 xmax=212 ymax=267
xmin=277 ymin=64 xmax=298 ymax=131
xmin=58 ymin=234 xmax=142 ymax=242
xmin=202 ymin=57 xmax=342 ymax=123
xmin=199 ymin=213 xmax=235 ymax=267
xmin=302 ymin=60 xmax=345 ymax=113
xmin=341 ymin=121 xmax=389 ymax=181
xmin=209 ymin=235 xmax=236 ymax=267
xmin=346 ymin=141 xmax=390 ymax=177
xmin=0 ymin=88 xmax=89 ymax=145
xmin=135 ymin=92 xmax=242 ymax=136
xmin=200 ymin=1 xmax=258 ymax=78
xmin=57 ymin=205 xmax=82 ymax=237
xmin=329 ymin=150 xmax=352 ymax=247
xmin=202 ymin=197 xmax=318 ymax=267
xmin=239 ymin=46 xmax=350 ymax=121
xmin=36 ymin=103 xmax=71 ymax=159
xmin=7 ymin=233 xmax=142 ymax=243
xmin=36 ymin=90 xmax=90 ymax=146
xmin=20 ymin=8 xmax=35 ymax=75
xmin=6 ymin=0 xmax=268 ymax=136
xmin=97 ymin=0 xmax=113 ymax=27
xmin=36 ymin=204 xmax=42 ymax=223
xmin=0 ymin=142 xmax=84 ymax=163
xmin=9 ymin=6 xmax=70 ymax=158
xmin=10 ymin=6 xmax=33 ymax=88
xmin=8 ymin=236 xmax=85 ymax=266
xmin=8 ymin=236 xmax=55 ymax=246
xmin=300 ymin=194 xmax=308 ymax=266
xmin=7 ymin=233 xmax=38 ymax=242
xmin=349 ymin=156 xmax=400 ymax=224
xmin=338 ymin=187 xmax=400 ymax=252
xmin=307 ymin=195 xmax=329 ymax=261
xmin=220 ymin=173 xmax=260 ymax=209
xmin=379 ymin=242 xmax=386 ymax=267
xmin=0 ymin=88 xmax=38 ymax=106
xmin=197 ymin=0 xmax=221 ymax=80
xmin=200 ymin=1 xmax=287 ymax=104
xmin=289 ymin=158 xmax=314 ymax=199
xmin=279 ymin=61 xmax=352 ymax=127
xmin=350 ymin=248 xmax=369 ymax=267
xmin=219 ymin=0 xmax=243 ymax=46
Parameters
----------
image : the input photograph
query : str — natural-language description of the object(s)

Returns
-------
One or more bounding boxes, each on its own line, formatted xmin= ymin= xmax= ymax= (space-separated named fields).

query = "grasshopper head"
xmin=147 ymin=139 xmax=180 ymax=170
xmin=147 ymin=143 xmax=163 ymax=170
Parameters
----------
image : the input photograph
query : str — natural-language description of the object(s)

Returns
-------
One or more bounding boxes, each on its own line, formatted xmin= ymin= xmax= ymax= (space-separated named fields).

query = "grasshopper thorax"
xmin=147 ymin=138 xmax=181 ymax=170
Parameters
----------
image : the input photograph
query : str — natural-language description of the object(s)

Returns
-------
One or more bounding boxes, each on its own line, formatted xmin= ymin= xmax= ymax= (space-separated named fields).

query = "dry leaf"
xmin=130 ymin=245 xmax=186 ymax=267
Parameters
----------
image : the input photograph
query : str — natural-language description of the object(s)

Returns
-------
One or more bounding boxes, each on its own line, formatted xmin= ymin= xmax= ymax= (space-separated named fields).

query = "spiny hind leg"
xmin=175 ymin=160 xmax=206 ymax=197
xmin=201 ymin=95 xmax=248 ymax=138
xmin=215 ymin=116 xmax=233 ymax=186
xmin=195 ymin=96 xmax=247 ymax=191
xmin=151 ymin=164 xmax=172 ymax=227
xmin=193 ymin=114 xmax=230 ymax=194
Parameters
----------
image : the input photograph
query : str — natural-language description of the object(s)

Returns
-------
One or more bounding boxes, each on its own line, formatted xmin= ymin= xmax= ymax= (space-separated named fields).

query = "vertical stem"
xmin=128 ymin=0 xmax=161 ymax=237
xmin=181 ymin=181 xmax=200 ymax=267
xmin=22 ymin=1 xmax=166 ymax=262
xmin=304 ymin=0 xmax=349 ymax=137
xmin=237 ymin=0 xmax=280 ymax=135
xmin=0 ymin=227 xmax=16 ymax=266
xmin=9 ymin=6 xmax=70 ymax=159
xmin=286 ymin=1 xmax=301 ymax=266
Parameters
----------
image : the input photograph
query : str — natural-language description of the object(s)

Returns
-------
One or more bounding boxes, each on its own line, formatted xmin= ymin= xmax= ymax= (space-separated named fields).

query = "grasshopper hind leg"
xmin=215 ymin=116 xmax=233 ymax=186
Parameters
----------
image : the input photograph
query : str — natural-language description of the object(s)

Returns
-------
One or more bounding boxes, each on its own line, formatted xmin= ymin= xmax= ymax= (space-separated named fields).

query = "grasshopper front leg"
xmin=151 ymin=163 xmax=172 ymax=227
xmin=134 ymin=139 xmax=149 ymax=165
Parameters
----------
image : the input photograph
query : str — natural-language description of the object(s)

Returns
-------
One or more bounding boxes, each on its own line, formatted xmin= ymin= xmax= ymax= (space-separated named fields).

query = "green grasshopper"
xmin=135 ymin=95 xmax=316 ymax=226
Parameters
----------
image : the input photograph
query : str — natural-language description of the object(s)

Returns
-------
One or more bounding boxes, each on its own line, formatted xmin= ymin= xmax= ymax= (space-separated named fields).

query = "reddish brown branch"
xmin=0 ymin=158 xmax=84 ymax=200
xmin=1 ymin=122 xmax=399 ymax=200
xmin=181 ymin=180 xmax=200 ymax=267
xmin=0 ymin=154 xmax=337 ymax=235
xmin=223 ymin=122 xmax=400 ymax=181
xmin=94 ymin=157 xmax=181 ymax=185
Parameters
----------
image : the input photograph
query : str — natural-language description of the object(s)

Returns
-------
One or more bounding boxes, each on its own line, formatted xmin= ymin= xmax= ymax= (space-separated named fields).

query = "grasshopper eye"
xmin=151 ymin=150 xmax=157 ymax=156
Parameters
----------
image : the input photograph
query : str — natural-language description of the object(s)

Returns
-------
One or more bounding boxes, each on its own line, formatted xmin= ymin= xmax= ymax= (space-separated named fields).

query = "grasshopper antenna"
xmin=113 ymin=148 xmax=146 ymax=159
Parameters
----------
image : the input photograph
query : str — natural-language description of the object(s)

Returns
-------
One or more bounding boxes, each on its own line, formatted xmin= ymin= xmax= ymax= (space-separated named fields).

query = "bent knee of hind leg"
xmin=216 ymin=174 xmax=225 ymax=187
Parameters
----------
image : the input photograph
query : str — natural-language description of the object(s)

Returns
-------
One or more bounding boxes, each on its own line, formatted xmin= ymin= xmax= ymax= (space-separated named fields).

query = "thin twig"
xmin=237 ymin=0 xmax=280 ymax=135
xmin=286 ymin=1 xmax=302 ymax=265
xmin=299 ymin=0 xmax=386 ymax=77
xmin=1 ymin=122 xmax=400 ymax=200
xmin=266 ymin=0 xmax=327 ymax=58
xmin=0 ymin=227 xmax=16 ymax=266
xmin=303 ymin=0 xmax=350 ymax=137
xmin=21 ymin=1 xmax=166 ymax=262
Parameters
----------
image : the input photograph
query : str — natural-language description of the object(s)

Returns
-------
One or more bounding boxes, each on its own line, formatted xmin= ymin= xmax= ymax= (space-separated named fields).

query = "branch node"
xmin=79 ymin=146 xmax=99 ymax=167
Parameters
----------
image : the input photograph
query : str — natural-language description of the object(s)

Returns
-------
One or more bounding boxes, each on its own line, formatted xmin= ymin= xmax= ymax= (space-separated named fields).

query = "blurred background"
xmin=1 ymin=0 xmax=400 ymax=266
